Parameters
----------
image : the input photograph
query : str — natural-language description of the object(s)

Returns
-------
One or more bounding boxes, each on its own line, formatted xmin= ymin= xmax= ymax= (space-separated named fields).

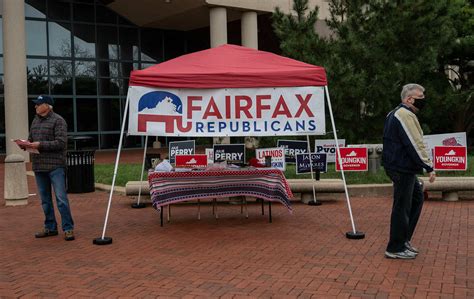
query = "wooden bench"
xmin=419 ymin=176 xmax=474 ymax=201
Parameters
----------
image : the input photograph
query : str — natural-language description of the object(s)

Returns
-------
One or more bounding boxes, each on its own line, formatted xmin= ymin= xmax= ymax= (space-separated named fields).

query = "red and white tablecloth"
xmin=148 ymin=168 xmax=293 ymax=212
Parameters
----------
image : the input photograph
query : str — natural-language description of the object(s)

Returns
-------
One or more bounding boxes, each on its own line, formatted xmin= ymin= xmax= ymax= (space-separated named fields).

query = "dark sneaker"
xmin=405 ymin=241 xmax=419 ymax=254
xmin=35 ymin=228 xmax=58 ymax=238
xmin=64 ymin=230 xmax=75 ymax=241
xmin=385 ymin=249 xmax=416 ymax=259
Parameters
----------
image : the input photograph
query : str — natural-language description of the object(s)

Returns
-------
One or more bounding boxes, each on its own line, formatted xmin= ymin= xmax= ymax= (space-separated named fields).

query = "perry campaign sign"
xmin=127 ymin=86 xmax=325 ymax=137
xmin=213 ymin=144 xmax=245 ymax=164
xmin=296 ymin=153 xmax=327 ymax=174
xmin=433 ymin=146 xmax=467 ymax=171
xmin=335 ymin=147 xmax=368 ymax=172
xmin=169 ymin=140 xmax=195 ymax=163
xmin=175 ymin=154 xmax=208 ymax=168
xmin=277 ymin=140 xmax=308 ymax=163
xmin=255 ymin=147 xmax=286 ymax=170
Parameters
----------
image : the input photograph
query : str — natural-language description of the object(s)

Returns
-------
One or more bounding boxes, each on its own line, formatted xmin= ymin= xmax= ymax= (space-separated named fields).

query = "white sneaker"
xmin=405 ymin=241 xmax=419 ymax=255
xmin=385 ymin=249 xmax=417 ymax=259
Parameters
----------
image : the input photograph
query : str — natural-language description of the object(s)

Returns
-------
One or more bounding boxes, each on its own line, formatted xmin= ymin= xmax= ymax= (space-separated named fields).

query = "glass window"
xmin=76 ymin=98 xmax=98 ymax=131
xmin=75 ymin=60 xmax=96 ymax=77
xmin=0 ymin=20 xmax=2 ymax=55
xmin=99 ymin=98 xmax=121 ymax=131
xmin=50 ymin=77 xmax=73 ymax=95
xmin=0 ymin=58 xmax=3 ymax=75
xmin=48 ymin=0 xmax=71 ymax=21
xmin=27 ymin=76 xmax=48 ymax=94
xmin=73 ymin=24 xmax=95 ymax=58
xmin=120 ymin=62 xmax=133 ymax=78
xmin=25 ymin=1 xmax=46 ymax=18
xmin=164 ymin=30 xmax=185 ymax=60
xmin=52 ymin=98 xmax=74 ymax=132
xmin=50 ymin=59 xmax=72 ymax=76
xmin=99 ymin=78 xmax=120 ymax=96
xmin=140 ymin=63 xmax=155 ymax=70
xmin=27 ymin=59 xmax=48 ymax=76
xmin=119 ymin=27 xmax=139 ymax=61
xmin=100 ymin=134 xmax=120 ymax=149
xmin=96 ymin=5 xmax=116 ymax=24
xmin=26 ymin=20 xmax=47 ymax=56
xmin=98 ymin=61 xmax=119 ymax=77
xmin=73 ymin=3 xmax=94 ymax=23
xmin=97 ymin=26 xmax=118 ymax=60
xmin=0 ymin=76 xmax=4 ymax=95
xmin=48 ymin=22 xmax=72 ymax=57
xmin=140 ymin=28 xmax=162 ymax=62
xmin=75 ymin=77 xmax=97 ymax=95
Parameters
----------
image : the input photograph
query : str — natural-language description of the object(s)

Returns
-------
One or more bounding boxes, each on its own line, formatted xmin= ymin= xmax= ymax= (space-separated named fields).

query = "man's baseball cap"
xmin=32 ymin=95 xmax=54 ymax=106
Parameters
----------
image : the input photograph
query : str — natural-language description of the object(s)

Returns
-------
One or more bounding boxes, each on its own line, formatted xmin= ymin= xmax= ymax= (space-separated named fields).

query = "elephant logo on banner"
xmin=137 ymin=91 xmax=191 ymax=133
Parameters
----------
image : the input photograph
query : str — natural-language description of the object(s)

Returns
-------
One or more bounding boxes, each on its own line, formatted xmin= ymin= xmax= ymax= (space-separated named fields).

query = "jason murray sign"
xmin=127 ymin=86 xmax=326 ymax=137
xmin=213 ymin=144 xmax=245 ymax=164
xmin=335 ymin=147 xmax=368 ymax=172
xmin=433 ymin=146 xmax=467 ymax=171
xmin=169 ymin=140 xmax=195 ymax=163
xmin=255 ymin=147 xmax=286 ymax=170
xmin=175 ymin=154 xmax=208 ymax=168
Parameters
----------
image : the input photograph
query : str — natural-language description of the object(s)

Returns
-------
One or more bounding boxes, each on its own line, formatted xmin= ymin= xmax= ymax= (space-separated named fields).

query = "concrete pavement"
xmin=0 ymin=150 xmax=473 ymax=298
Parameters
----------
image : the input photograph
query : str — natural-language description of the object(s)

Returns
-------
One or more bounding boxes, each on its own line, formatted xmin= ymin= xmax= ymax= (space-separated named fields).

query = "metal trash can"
xmin=66 ymin=150 xmax=95 ymax=193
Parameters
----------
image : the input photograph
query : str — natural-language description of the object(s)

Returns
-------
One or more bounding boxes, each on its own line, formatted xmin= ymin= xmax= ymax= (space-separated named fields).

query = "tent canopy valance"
xmin=129 ymin=44 xmax=327 ymax=89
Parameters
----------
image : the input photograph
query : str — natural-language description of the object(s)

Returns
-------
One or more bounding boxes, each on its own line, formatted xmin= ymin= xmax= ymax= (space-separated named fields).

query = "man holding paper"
xmin=20 ymin=95 xmax=75 ymax=241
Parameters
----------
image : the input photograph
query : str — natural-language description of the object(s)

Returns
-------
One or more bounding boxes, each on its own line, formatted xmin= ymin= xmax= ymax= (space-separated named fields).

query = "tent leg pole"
xmin=94 ymin=94 xmax=131 ymax=245
xmin=132 ymin=135 xmax=148 ymax=209
xmin=306 ymin=134 xmax=321 ymax=206
xmin=324 ymin=86 xmax=364 ymax=239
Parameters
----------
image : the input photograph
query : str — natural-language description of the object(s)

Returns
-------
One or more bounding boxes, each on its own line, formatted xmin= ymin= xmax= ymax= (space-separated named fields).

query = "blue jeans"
xmin=35 ymin=167 xmax=74 ymax=232
xmin=385 ymin=170 xmax=424 ymax=253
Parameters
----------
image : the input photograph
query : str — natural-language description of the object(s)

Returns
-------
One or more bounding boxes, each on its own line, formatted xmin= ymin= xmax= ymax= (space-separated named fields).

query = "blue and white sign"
xmin=213 ymin=144 xmax=245 ymax=164
xmin=296 ymin=153 xmax=327 ymax=174
xmin=277 ymin=140 xmax=308 ymax=163
xmin=169 ymin=140 xmax=195 ymax=164
xmin=127 ymin=86 xmax=326 ymax=136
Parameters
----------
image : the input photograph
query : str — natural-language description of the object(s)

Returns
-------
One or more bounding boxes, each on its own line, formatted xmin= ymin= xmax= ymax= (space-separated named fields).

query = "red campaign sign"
xmin=433 ymin=146 xmax=467 ymax=171
xmin=336 ymin=147 xmax=368 ymax=172
xmin=175 ymin=154 xmax=208 ymax=168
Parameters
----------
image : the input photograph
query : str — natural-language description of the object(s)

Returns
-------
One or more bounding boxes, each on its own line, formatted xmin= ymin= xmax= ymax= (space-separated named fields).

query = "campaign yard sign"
xmin=213 ymin=144 xmax=245 ymax=164
xmin=175 ymin=154 xmax=208 ymax=168
xmin=296 ymin=153 xmax=327 ymax=174
xmin=315 ymin=139 xmax=346 ymax=163
xmin=424 ymin=132 xmax=467 ymax=160
xmin=335 ymin=147 xmax=368 ymax=172
xmin=127 ymin=86 xmax=326 ymax=137
xmin=433 ymin=146 xmax=467 ymax=171
xmin=255 ymin=147 xmax=286 ymax=170
xmin=205 ymin=148 xmax=214 ymax=164
xmin=277 ymin=140 xmax=308 ymax=163
xmin=169 ymin=140 xmax=195 ymax=163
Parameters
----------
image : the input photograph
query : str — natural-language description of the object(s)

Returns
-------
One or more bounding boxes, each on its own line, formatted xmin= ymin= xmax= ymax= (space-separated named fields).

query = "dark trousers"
xmin=385 ymin=170 xmax=424 ymax=253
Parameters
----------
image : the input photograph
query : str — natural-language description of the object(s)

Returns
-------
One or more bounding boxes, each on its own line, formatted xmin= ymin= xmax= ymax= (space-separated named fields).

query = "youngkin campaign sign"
xmin=433 ymin=146 xmax=467 ymax=171
xmin=127 ymin=86 xmax=325 ymax=137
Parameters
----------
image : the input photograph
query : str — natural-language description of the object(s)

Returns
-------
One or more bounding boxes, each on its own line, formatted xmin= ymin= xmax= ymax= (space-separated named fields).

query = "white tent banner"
xmin=127 ymin=86 xmax=326 ymax=137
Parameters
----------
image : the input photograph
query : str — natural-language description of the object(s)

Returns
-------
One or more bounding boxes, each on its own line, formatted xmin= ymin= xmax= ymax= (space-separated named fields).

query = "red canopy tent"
xmin=94 ymin=44 xmax=363 ymax=245
xmin=129 ymin=44 xmax=327 ymax=89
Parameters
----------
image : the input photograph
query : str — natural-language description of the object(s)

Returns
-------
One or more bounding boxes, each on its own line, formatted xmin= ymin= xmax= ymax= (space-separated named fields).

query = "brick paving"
xmin=0 ymin=150 xmax=473 ymax=298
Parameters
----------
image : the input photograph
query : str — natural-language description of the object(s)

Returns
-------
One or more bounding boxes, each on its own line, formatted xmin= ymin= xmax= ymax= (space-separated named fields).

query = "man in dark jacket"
xmin=382 ymin=83 xmax=436 ymax=259
xmin=22 ymin=95 xmax=75 ymax=241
